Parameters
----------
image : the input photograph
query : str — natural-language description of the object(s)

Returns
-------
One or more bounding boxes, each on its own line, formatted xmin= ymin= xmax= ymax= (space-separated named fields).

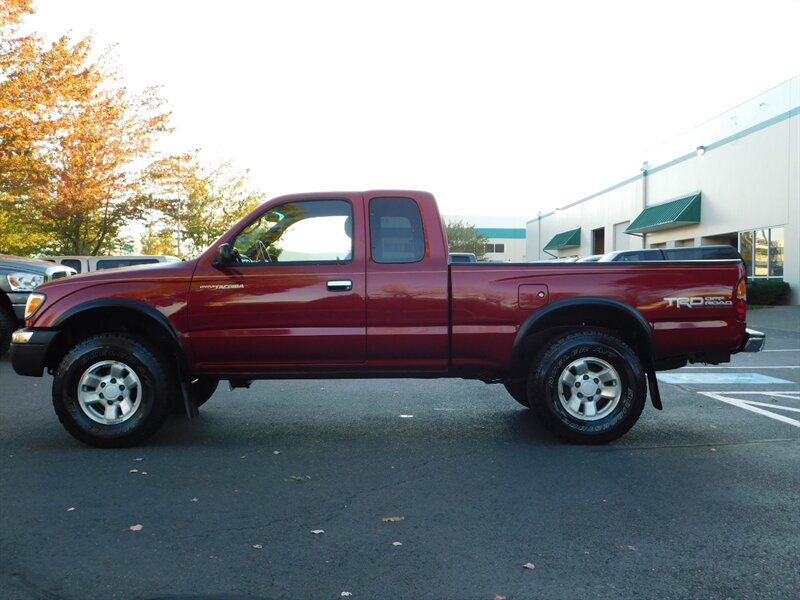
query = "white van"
xmin=42 ymin=255 xmax=180 ymax=274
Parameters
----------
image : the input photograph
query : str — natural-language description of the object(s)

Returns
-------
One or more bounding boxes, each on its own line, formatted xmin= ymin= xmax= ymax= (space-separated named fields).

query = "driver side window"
xmin=232 ymin=199 xmax=353 ymax=264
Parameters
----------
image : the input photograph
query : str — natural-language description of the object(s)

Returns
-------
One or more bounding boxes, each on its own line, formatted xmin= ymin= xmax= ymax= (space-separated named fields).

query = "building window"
xmin=739 ymin=227 xmax=784 ymax=278
xmin=484 ymin=243 xmax=505 ymax=253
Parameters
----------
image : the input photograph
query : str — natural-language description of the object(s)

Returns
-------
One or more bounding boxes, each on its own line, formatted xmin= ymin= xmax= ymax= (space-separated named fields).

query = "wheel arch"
xmin=46 ymin=299 xmax=189 ymax=379
xmin=510 ymin=297 xmax=662 ymax=409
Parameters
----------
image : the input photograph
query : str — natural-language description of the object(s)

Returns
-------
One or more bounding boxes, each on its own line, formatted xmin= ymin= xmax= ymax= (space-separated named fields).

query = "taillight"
xmin=735 ymin=278 xmax=747 ymax=321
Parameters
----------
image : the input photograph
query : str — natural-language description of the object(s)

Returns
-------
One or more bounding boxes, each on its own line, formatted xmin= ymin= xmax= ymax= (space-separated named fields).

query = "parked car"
xmin=449 ymin=252 xmax=478 ymax=263
xmin=576 ymin=255 xmax=603 ymax=262
xmin=42 ymin=255 xmax=180 ymax=274
xmin=0 ymin=255 xmax=75 ymax=357
xmin=598 ymin=245 xmax=741 ymax=262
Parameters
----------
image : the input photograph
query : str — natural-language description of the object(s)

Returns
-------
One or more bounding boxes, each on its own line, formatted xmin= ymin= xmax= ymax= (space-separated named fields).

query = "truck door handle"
xmin=327 ymin=280 xmax=353 ymax=291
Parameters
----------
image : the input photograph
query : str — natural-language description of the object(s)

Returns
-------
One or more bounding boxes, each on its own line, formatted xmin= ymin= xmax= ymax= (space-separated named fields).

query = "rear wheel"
xmin=52 ymin=334 xmax=172 ymax=448
xmin=528 ymin=330 xmax=646 ymax=444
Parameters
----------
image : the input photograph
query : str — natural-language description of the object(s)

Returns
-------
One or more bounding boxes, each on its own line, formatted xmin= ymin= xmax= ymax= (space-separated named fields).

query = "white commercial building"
xmin=444 ymin=215 xmax=527 ymax=262
xmin=526 ymin=75 xmax=800 ymax=304
xmin=476 ymin=227 xmax=527 ymax=262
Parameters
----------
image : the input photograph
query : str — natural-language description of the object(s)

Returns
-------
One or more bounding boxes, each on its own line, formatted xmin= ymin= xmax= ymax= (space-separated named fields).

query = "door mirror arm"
xmin=213 ymin=243 xmax=241 ymax=267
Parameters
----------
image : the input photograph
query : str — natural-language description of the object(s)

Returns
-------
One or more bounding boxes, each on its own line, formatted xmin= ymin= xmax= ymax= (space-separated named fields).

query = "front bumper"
xmin=741 ymin=328 xmax=766 ymax=353
xmin=9 ymin=328 xmax=60 ymax=377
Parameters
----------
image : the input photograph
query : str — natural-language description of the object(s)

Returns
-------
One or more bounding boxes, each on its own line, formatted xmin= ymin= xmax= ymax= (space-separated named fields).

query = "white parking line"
xmin=682 ymin=366 xmax=799 ymax=369
xmin=699 ymin=391 xmax=800 ymax=428
xmin=735 ymin=401 xmax=800 ymax=413
xmin=763 ymin=349 xmax=800 ymax=352
xmin=658 ymin=373 xmax=794 ymax=384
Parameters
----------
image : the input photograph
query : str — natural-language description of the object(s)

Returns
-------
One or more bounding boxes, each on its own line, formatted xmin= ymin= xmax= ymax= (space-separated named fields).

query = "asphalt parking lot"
xmin=1 ymin=306 xmax=798 ymax=600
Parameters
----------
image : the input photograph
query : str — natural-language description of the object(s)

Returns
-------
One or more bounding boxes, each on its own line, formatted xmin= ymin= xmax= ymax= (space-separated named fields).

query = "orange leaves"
xmin=0 ymin=0 xmax=33 ymax=34
xmin=1 ymin=13 xmax=171 ymax=255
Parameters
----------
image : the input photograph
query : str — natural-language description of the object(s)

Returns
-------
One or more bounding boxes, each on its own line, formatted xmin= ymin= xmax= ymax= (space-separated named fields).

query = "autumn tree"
xmin=0 ymin=1 xmax=171 ymax=255
xmin=141 ymin=153 xmax=265 ymax=258
xmin=445 ymin=219 xmax=488 ymax=259
xmin=0 ymin=0 xmax=47 ymax=253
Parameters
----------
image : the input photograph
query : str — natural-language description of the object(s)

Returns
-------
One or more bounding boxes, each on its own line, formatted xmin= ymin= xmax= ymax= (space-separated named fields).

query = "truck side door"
xmin=187 ymin=196 xmax=366 ymax=370
xmin=365 ymin=194 xmax=449 ymax=370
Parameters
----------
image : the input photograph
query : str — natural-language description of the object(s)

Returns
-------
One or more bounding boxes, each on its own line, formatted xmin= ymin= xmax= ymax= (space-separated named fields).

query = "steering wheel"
xmin=255 ymin=240 xmax=272 ymax=263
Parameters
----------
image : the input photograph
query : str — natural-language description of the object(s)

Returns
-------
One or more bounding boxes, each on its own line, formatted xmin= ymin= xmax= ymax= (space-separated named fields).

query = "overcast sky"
xmin=24 ymin=0 xmax=800 ymax=224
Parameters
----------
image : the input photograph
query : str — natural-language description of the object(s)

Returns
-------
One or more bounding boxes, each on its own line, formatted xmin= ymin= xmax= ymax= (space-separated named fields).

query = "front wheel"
xmin=528 ymin=330 xmax=646 ymax=444
xmin=52 ymin=334 xmax=173 ymax=448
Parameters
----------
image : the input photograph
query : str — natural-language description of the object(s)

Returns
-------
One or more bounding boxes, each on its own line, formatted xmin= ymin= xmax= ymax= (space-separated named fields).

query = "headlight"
xmin=7 ymin=272 xmax=45 ymax=291
xmin=24 ymin=293 xmax=46 ymax=320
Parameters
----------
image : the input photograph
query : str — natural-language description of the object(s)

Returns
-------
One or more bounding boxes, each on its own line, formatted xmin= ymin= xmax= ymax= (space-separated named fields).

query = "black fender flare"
xmin=510 ymin=297 xmax=663 ymax=410
xmin=52 ymin=299 xmax=197 ymax=416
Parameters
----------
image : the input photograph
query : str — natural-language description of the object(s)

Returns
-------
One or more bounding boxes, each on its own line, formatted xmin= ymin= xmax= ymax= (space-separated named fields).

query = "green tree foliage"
xmin=141 ymin=153 xmax=265 ymax=258
xmin=445 ymin=219 xmax=488 ymax=259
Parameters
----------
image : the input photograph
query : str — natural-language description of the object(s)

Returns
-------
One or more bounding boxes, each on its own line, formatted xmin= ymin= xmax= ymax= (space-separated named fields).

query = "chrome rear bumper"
xmin=742 ymin=328 xmax=766 ymax=353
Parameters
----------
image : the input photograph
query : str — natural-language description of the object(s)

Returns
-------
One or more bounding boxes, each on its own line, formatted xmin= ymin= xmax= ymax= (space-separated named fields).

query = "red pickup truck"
xmin=10 ymin=190 xmax=764 ymax=447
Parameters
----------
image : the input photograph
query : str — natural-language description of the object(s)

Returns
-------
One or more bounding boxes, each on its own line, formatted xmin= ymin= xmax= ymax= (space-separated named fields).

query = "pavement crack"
xmin=613 ymin=437 xmax=799 ymax=451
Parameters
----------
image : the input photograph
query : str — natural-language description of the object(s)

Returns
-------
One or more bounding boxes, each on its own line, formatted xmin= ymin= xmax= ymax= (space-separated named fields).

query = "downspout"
xmin=537 ymin=211 xmax=542 ymax=259
xmin=641 ymin=161 xmax=649 ymax=249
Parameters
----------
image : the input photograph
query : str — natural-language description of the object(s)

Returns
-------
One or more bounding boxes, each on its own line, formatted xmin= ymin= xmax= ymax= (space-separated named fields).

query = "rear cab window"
xmin=369 ymin=197 xmax=425 ymax=264
xmin=61 ymin=259 xmax=82 ymax=273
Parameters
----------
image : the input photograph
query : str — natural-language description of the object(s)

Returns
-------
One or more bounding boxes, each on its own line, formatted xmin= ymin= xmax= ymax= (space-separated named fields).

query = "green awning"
xmin=543 ymin=227 xmax=581 ymax=250
xmin=625 ymin=192 xmax=701 ymax=234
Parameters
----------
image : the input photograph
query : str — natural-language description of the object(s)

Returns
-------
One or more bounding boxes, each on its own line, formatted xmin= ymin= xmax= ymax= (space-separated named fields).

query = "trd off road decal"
xmin=664 ymin=296 xmax=733 ymax=308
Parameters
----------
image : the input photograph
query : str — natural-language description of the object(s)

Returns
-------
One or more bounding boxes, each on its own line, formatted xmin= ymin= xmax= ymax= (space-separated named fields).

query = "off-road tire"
xmin=52 ymin=334 xmax=173 ymax=448
xmin=528 ymin=330 xmax=646 ymax=444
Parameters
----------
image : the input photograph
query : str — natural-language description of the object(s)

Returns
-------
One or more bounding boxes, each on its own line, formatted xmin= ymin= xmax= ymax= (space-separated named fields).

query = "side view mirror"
xmin=213 ymin=243 xmax=240 ymax=266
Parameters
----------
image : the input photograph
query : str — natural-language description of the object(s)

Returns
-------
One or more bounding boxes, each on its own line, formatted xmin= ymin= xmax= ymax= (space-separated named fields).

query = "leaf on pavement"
xmin=273 ymin=450 xmax=281 ymax=455
xmin=67 ymin=507 xmax=76 ymax=512
xmin=311 ymin=529 xmax=325 ymax=535
xmin=251 ymin=544 xmax=263 ymax=549
xmin=392 ymin=541 xmax=402 ymax=546
xmin=493 ymin=595 xmax=508 ymax=600
xmin=382 ymin=516 xmax=405 ymax=523
xmin=523 ymin=562 xmax=536 ymax=570
xmin=399 ymin=414 xmax=414 ymax=418
xmin=340 ymin=593 xmax=352 ymax=597
xmin=129 ymin=524 xmax=143 ymax=532
xmin=191 ymin=498 xmax=199 ymax=502
xmin=129 ymin=469 xmax=139 ymax=473
xmin=290 ymin=475 xmax=311 ymax=482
